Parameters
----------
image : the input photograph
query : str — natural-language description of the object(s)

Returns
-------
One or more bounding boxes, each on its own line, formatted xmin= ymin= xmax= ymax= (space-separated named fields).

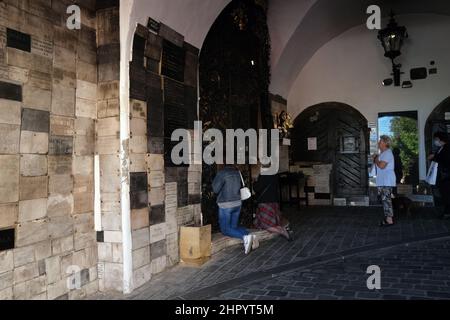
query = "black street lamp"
xmin=378 ymin=12 xmax=408 ymax=86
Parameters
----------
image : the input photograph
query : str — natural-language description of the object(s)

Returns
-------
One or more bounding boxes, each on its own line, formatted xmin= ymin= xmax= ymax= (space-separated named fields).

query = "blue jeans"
xmin=218 ymin=206 xmax=249 ymax=240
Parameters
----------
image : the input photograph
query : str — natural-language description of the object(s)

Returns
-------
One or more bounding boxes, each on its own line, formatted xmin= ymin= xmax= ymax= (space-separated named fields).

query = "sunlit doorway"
xmin=377 ymin=111 xmax=419 ymax=194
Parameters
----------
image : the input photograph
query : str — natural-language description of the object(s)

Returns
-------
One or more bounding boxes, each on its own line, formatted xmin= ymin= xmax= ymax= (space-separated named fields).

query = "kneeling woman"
xmin=253 ymin=168 xmax=292 ymax=241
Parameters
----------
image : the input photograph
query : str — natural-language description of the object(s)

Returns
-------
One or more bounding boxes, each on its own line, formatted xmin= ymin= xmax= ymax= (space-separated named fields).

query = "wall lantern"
xmin=377 ymin=12 xmax=408 ymax=86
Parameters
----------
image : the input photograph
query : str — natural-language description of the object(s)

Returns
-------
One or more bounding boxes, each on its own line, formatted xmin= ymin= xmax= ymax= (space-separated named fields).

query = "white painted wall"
xmin=288 ymin=14 xmax=450 ymax=179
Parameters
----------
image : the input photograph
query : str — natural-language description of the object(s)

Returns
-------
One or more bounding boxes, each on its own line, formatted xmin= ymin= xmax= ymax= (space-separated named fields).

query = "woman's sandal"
xmin=379 ymin=218 xmax=395 ymax=227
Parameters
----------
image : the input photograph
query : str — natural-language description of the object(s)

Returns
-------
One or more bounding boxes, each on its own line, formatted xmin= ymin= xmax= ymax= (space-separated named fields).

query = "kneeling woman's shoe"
xmin=252 ymin=235 xmax=259 ymax=250
xmin=243 ymin=235 xmax=253 ymax=254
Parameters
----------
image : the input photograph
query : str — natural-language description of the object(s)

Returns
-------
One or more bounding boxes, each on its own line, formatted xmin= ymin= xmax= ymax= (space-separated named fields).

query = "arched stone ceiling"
xmin=122 ymin=0 xmax=450 ymax=99
xmin=270 ymin=0 xmax=450 ymax=98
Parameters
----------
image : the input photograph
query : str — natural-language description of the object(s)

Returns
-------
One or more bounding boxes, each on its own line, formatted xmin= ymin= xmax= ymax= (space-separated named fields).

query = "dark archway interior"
xmin=425 ymin=97 xmax=450 ymax=157
xmin=291 ymin=102 xmax=369 ymax=197
xmin=199 ymin=0 xmax=271 ymax=231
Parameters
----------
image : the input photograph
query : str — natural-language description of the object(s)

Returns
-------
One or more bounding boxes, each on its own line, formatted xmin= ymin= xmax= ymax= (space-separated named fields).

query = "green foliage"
xmin=390 ymin=116 xmax=419 ymax=178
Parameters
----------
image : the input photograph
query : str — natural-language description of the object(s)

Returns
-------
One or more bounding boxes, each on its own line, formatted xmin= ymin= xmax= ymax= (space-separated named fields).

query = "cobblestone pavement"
xmin=90 ymin=206 xmax=450 ymax=300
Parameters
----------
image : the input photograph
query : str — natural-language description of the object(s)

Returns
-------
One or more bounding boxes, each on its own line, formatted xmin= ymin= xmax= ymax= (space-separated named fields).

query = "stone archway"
xmin=199 ymin=0 xmax=272 ymax=231
xmin=291 ymin=102 xmax=369 ymax=197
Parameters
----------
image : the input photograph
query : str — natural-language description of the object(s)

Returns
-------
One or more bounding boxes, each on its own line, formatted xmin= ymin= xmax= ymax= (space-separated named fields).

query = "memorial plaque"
xmin=132 ymin=34 xmax=146 ymax=67
xmin=147 ymin=18 xmax=160 ymax=33
xmin=130 ymin=62 xmax=147 ymax=101
xmin=165 ymin=104 xmax=187 ymax=136
xmin=130 ymin=190 xmax=148 ymax=210
xmin=188 ymin=194 xmax=201 ymax=205
xmin=49 ymin=136 xmax=73 ymax=155
xmin=31 ymin=37 xmax=53 ymax=59
xmin=96 ymin=0 xmax=120 ymax=10
xmin=136 ymin=24 xmax=149 ymax=39
xmin=159 ymin=24 xmax=184 ymax=47
xmin=145 ymin=32 xmax=162 ymax=61
xmin=130 ymin=172 xmax=148 ymax=192
xmin=184 ymin=51 xmax=198 ymax=88
xmin=178 ymin=167 xmax=188 ymax=184
xmin=96 ymin=231 xmax=104 ymax=243
xmin=7 ymin=29 xmax=31 ymax=52
xmin=0 ymin=124 xmax=20 ymax=154
xmin=185 ymin=86 xmax=197 ymax=129
xmin=0 ymin=155 xmax=19 ymax=202
xmin=146 ymin=71 xmax=162 ymax=89
xmin=161 ymin=40 xmax=185 ymax=82
xmin=146 ymin=58 xmax=160 ymax=74
xmin=0 ymin=81 xmax=22 ymax=101
xmin=98 ymin=44 xmax=120 ymax=65
xmin=164 ymin=77 xmax=184 ymax=107
xmin=150 ymin=239 xmax=166 ymax=260
xmin=147 ymin=96 xmax=164 ymax=137
xmin=165 ymin=167 xmax=178 ymax=183
xmin=0 ymin=228 xmax=14 ymax=251
xmin=150 ymin=205 xmax=165 ymax=225
xmin=48 ymin=156 xmax=72 ymax=175
xmin=148 ymin=137 xmax=164 ymax=154
xmin=21 ymin=108 xmax=50 ymax=133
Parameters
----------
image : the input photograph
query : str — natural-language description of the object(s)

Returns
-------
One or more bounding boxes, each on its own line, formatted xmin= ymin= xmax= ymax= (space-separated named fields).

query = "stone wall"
xmin=0 ymin=0 xmax=99 ymax=299
xmin=127 ymin=20 xmax=202 ymax=290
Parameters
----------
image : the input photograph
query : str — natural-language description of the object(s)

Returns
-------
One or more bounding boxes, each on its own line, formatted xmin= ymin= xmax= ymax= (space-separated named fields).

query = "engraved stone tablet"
xmin=21 ymin=108 xmax=50 ymax=133
xmin=49 ymin=136 xmax=73 ymax=155
xmin=7 ymin=28 xmax=31 ymax=52
xmin=0 ymin=81 xmax=22 ymax=101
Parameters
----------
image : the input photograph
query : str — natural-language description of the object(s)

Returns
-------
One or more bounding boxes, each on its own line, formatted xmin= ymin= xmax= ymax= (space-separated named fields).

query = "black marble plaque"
xmin=150 ymin=205 xmax=165 ymax=225
xmin=164 ymin=77 xmax=185 ymax=108
xmin=7 ymin=28 xmax=31 ymax=52
xmin=0 ymin=228 xmax=15 ymax=251
xmin=165 ymin=104 xmax=187 ymax=136
xmin=165 ymin=167 xmax=178 ymax=183
xmin=132 ymin=34 xmax=146 ymax=67
xmin=178 ymin=167 xmax=188 ymax=183
xmin=178 ymin=182 xmax=188 ymax=207
xmin=146 ymin=58 xmax=160 ymax=74
xmin=315 ymin=193 xmax=331 ymax=200
xmin=130 ymin=190 xmax=148 ymax=210
xmin=96 ymin=0 xmax=119 ymax=10
xmin=185 ymin=86 xmax=197 ymax=129
xmin=147 ymin=86 xmax=164 ymax=138
xmin=148 ymin=137 xmax=164 ymax=154
xmin=21 ymin=109 xmax=50 ymax=133
xmin=130 ymin=62 xmax=147 ymax=101
xmin=145 ymin=32 xmax=162 ymax=61
xmin=150 ymin=239 xmax=167 ymax=260
xmin=0 ymin=81 xmax=22 ymax=101
xmin=98 ymin=44 xmax=120 ymax=65
xmin=49 ymin=136 xmax=73 ymax=155
xmin=96 ymin=231 xmax=104 ymax=243
xmin=146 ymin=71 xmax=161 ymax=89
xmin=161 ymin=40 xmax=185 ymax=82
xmin=188 ymin=194 xmax=201 ymax=205
xmin=130 ymin=172 xmax=148 ymax=192
xmin=147 ymin=18 xmax=160 ymax=33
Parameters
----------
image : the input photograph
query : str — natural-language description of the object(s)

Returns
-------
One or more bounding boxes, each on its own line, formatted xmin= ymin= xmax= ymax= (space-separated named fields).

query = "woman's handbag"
xmin=426 ymin=161 xmax=438 ymax=185
xmin=239 ymin=171 xmax=252 ymax=201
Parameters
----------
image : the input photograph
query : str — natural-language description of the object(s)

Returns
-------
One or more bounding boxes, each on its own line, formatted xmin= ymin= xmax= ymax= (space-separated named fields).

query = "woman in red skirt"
xmin=253 ymin=168 xmax=292 ymax=241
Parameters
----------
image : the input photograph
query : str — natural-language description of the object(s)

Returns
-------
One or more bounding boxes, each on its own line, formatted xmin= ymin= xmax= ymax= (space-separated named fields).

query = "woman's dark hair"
xmin=433 ymin=131 xmax=449 ymax=143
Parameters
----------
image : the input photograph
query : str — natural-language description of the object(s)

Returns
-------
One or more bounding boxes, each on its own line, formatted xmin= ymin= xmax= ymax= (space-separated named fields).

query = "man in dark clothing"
xmin=428 ymin=132 xmax=450 ymax=219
